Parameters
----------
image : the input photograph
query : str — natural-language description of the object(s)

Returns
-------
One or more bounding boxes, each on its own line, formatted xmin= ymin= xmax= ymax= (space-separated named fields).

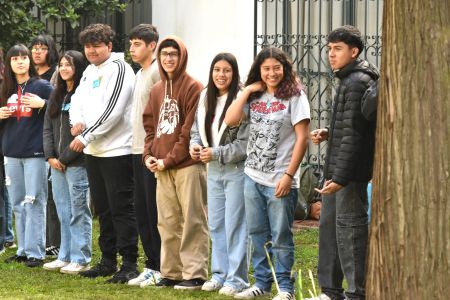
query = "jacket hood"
xmin=157 ymin=36 xmax=188 ymax=82
xmin=336 ymin=58 xmax=380 ymax=81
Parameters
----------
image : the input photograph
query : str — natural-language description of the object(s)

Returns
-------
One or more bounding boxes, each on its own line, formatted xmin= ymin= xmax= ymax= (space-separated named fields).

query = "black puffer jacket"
xmin=324 ymin=59 xmax=379 ymax=186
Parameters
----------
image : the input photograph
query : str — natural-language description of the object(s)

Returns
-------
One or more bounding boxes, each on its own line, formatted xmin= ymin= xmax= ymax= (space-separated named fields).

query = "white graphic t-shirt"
xmin=245 ymin=91 xmax=310 ymax=188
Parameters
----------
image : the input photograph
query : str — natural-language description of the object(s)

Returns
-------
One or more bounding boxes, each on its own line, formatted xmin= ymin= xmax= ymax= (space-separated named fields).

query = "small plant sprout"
xmin=263 ymin=241 xmax=281 ymax=294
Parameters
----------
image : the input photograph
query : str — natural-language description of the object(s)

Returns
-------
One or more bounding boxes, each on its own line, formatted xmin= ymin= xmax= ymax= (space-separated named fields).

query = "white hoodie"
xmin=70 ymin=52 xmax=135 ymax=157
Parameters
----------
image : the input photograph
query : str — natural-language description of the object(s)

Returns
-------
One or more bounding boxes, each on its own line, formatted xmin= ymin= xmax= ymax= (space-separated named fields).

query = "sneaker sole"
xmin=60 ymin=267 xmax=90 ymax=275
xmin=174 ymin=285 xmax=203 ymax=290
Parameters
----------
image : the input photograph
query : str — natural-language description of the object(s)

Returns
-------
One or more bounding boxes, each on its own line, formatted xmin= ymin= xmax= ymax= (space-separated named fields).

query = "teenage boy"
xmin=306 ymin=25 xmax=379 ymax=300
xmin=69 ymin=23 xmax=139 ymax=283
xmin=142 ymin=36 xmax=208 ymax=290
xmin=125 ymin=24 xmax=162 ymax=287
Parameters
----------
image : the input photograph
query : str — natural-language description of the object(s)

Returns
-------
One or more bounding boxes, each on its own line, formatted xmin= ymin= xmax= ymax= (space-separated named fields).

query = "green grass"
xmin=0 ymin=220 xmax=319 ymax=300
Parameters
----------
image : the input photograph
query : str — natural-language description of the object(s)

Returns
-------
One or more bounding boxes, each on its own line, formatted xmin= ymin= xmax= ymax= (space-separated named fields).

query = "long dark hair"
xmin=205 ymin=53 xmax=240 ymax=145
xmin=48 ymin=51 xmax=87 ymax=118
xmin=0 ymin=44 xmax=38 ymax=106
xmin=245 ymin=46 xmax=301 ymax=101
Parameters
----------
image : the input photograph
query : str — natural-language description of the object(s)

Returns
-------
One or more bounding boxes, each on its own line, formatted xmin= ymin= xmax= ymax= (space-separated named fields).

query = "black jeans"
xmin=46 ymin=173 xmax=61 ymax=248
xmin=317 ymin=181 xmax=369 ymax=300
xmin=85 ymin=154 xmax=138 ymax=264
xmin=132 ymin=154 xmax=160 ymax=270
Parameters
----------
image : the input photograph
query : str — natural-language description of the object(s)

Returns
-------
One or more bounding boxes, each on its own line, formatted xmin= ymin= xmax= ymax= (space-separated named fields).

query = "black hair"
xmin=327 ymin=25 xmax=364 ymax=57
xmin=158 ymin=39 xmax=180 ymax=53
xmin=79 ymin=23 xmax=116 ymax=45
xmin=205 ymin=53 xmax=241 ymax=145
xmin=30 ymin=34 xmax=59 ymax=67
xmin=48 ymin=50 xmax=87 ymax=118
xmin=129 ymin=24 xmax=159 ymax=45
xmin=0 ymin=44 xmax=38 ymax=106
xmin=246 ymin=46 xmax=301 ymax=101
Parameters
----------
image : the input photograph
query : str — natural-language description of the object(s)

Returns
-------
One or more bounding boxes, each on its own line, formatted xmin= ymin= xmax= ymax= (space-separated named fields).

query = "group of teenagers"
xmin=0 ymin=21 xmax=378 ymax=300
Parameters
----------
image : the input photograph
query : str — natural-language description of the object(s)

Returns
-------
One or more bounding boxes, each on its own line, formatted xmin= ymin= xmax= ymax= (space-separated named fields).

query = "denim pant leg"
xmin=5 ymin=157 xmax=26 ymax=256
xmin=51 ymin=168 xmax=71 ymax=262
xmin=0 ymin=170 xmax=5 ymax=249
xmin=4 ymin=188 xmax=15 ymax=242
xmin=23 ymin=158 xmax=48 ymax=259
xmin=267 ymin=187 xmax=297 ymax=293
xmin=244 ymin=176 xmax=272 ymax=292
xmin=66 ymin=167 xmax=92 ymax=264
xmin=336 ymin=182 xmax=368 ymax=300
xmin=208 ymin=162 xmax=228 ymax=285
xmin=223 ymin=163 xmax=249 ymax=290
xmin=318 ymin=192 xmax=345 ymax=300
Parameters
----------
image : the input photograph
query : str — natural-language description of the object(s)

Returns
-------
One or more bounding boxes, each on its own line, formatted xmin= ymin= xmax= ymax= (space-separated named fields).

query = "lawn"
xmin=0 ymin=219 xmax=319 ymax=300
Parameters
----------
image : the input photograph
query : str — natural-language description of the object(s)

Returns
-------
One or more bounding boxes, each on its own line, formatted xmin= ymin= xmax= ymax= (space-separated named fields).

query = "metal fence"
xmin=254 ymin=0 xmax=382 ymax=170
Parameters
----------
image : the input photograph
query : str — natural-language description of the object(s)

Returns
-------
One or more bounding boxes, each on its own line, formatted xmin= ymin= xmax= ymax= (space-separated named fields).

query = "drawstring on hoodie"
xmin=164 ymin=80 xmax=173 ymax=99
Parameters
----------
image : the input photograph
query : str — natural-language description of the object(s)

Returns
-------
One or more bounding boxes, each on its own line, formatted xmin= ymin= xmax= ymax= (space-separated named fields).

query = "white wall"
xmin=152 ymin=0 xmax=254 ymax=85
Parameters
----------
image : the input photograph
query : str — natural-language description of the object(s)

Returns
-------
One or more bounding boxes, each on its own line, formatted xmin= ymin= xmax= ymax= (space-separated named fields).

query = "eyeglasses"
xmin=31 ymin=47 xmax=49 ymax=53
xmin=160 ymin=51 xmax=179 ymax=59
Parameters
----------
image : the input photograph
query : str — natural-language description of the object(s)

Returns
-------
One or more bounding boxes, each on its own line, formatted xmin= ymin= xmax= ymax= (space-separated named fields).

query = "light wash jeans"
xmin=4 ymin=188 xmax=15 ymax=242
xmin=208 ymin=161 xmax=249 ymax=290
xmin=5 ymin=157 xmax=48 ymax=259
xmin=51 ymin=166 xmax=92 ymax=264
xmin=244 ymin=175 xmax=297 ymax=293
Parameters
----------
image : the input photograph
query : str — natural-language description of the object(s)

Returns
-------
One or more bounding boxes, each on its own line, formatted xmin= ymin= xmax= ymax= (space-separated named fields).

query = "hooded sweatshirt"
xmin=70 ymin=52 xmax=135 ymax=157
xmin=142 ymin=36 xmax=203 ymax=169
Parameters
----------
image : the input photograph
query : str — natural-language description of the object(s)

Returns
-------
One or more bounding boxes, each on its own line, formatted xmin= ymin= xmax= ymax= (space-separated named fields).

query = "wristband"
xmin=284 ymin=172 xmax=294 ymax=179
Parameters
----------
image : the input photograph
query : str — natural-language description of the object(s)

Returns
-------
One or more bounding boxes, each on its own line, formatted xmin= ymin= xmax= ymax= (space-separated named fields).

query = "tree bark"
xmin=366 ymin=1 xmax=450 ymax=299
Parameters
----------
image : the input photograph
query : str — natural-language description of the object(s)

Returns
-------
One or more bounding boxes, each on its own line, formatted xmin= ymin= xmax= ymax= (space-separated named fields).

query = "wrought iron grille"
xmin=254 ymin=0 xmax=382 ymax=171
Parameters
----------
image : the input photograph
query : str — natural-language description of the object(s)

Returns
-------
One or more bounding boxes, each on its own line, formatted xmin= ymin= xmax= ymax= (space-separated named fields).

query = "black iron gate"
xmin=254 ymin=0 xmax=382 ymax=170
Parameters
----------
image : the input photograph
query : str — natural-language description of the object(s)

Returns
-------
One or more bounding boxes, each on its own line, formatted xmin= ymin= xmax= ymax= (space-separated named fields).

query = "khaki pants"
xmin=155 ymin=164 xmax=209 ymax=280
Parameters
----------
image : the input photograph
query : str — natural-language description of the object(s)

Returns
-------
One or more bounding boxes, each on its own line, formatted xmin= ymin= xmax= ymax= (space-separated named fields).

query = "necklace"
xmin=18 ymin=80 xmax=28 ymax=95
xmin=265 ymin=93 xmax=275 ymax=108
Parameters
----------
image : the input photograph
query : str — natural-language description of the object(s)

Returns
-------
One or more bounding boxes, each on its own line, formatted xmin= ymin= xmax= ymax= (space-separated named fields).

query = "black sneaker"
xmin=25 ymin=257 xmax=44 ymax=268
xmin=174 ymin=278 xmax=206 ymax=290
xmin=4 ymin=254 xmax=27 ymax=263
xmin=106 ymin=265 xmax=140 ymax=284
xmin=79 ymin=259 xmax=117 ymax=278
xmin=45 ymin=246 xmax=59 ymax=257
xmin=155 ymin=277 xmax=182 ymax=288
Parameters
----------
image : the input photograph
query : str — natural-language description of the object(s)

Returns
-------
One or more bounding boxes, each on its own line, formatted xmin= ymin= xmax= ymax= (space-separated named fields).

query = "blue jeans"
xmin=4 ymin=188 xmax=15 ymax=242
xmin=51 ymin=167 xmax=92 ymax=264
xmin=5 ymin=157 xmax=48 ymax=259
xmin=0 ymin=171 xmax=5 ymax=250
xmin=244 ymin=175 xmax=297 ymax=293
xmin=208 ymin=161 xmax=249 ymax=290
xmin=317 ymin=181 xmax=368 ymax=300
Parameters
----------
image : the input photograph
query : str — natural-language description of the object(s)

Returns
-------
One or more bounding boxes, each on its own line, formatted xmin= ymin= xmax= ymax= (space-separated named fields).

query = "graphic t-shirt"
xmin=245 ymin=91 xmax=310 ymax=188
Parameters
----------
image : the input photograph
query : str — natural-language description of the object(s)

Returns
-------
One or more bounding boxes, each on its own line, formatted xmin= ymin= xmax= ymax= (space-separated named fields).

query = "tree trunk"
xmin=366 ymin=1 xmax=450 ymax=299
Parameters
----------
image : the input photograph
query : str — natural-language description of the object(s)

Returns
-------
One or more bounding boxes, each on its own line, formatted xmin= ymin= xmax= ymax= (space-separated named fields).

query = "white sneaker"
xmin=304 ymin=294 xmax=332 ymax=300
xmin=219 ymin=285 xmax=241 ymax=296
xmin=60 ymin=262 xmax=90 ymax=274
xmin=43 ymin=259 xmax=69 ymax=271
xmin=128 ymin=268 xmax=158 ymax=286
xmin=139 ymin=270 xmax=162 ymax=287
xmin=202 ymin=279 xmax=223 ymax=291
xmin=234 ymin=285 xmax=270 ymax=299
xmin=272 ymin=291 xmax=294 ymax=300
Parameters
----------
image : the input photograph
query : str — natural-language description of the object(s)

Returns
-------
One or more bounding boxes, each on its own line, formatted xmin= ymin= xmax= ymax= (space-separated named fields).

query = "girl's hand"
xmin=246 ymin=81 xmax=266 ymax=94
xmin=199 ymin=147 xmax=213 ymax=163
xmin=189 ymin=144 xmax=202 ymax=161
xmin=21 ymin=93 xmax=45 ymax=109
xmin=0 ymin=106 xmax=12 ymax=119
xmin=274 ymin=174 xmax=293 ymax=198
xmin=71 ymin=123 xmax=85 ymax=136
xmin=48 ymin=158 xmax=65 ymax=172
